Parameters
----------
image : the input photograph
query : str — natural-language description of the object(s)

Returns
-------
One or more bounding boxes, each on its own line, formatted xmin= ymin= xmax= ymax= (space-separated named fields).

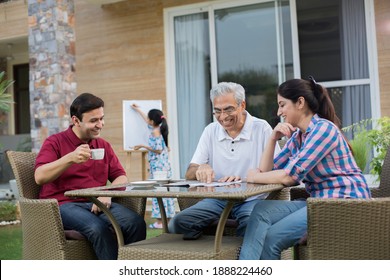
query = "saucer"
xmin=147 ymin=178 xmax=170 ymax=184
xmin=131 ymin=181 xmax=157 ymax=187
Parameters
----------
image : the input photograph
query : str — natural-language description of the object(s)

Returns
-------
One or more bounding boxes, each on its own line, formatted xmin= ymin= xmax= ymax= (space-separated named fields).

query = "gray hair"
xmin=209 ymin=82 xmax=245 ymax=105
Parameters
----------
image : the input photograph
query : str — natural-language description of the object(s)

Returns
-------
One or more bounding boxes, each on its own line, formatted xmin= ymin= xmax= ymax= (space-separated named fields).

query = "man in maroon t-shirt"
xmin=35 ymin=93 xmax=146 ymax=259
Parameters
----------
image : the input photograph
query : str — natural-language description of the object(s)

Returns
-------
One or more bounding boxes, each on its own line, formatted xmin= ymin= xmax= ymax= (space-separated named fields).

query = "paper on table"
xmin=165 ymin=180 xmax=242 ymax=187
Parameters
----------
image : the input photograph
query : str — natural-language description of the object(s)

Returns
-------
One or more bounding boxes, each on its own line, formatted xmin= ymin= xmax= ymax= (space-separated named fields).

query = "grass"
xmin=0 ymin=224 xmax=22 ymax=260
xmin=0 ymin=212 xmax=162 ymax=260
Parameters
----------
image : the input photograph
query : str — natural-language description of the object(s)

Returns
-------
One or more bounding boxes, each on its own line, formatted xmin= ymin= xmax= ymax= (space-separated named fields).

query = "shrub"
xmin=343 ymin=117 xmax=390 ymax=180
xmin=0 ymin=201 xmax=17 ymax=221
xmin=343 ymin=120 xmax=371 ymax=173
xmin=367 ymin=117 xmax=390 ymax=178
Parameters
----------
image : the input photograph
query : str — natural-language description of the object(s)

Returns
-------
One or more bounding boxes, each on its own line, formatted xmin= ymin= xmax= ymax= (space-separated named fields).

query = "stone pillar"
xmin=28 ymin=0 xmax=76 ymax=152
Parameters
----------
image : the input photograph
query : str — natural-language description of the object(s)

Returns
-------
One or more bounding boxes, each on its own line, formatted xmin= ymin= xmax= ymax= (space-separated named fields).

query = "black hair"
xmin=148 ymin=109 xmax=169 ymax=147
xmin=70 ymin=93 xmax=104 ymax=121
xmin=277 ymin=77 xmax=341 ymax=129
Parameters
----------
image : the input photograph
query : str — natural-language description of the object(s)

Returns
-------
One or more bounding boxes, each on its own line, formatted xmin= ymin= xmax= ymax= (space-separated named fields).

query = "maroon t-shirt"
xmin=35 ymin=126 xmax=126 ymax=205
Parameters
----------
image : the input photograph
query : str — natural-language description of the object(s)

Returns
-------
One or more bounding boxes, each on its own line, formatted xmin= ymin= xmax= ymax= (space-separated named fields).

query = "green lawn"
xmin=0 ymin=224 xmax=23 ymax=260
xmin=0 ymin=213 xmax=162 ymax=260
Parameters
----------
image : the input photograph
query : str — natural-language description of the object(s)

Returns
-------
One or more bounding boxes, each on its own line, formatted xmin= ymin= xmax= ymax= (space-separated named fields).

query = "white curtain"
xmin=340 ymin=0 xmax=371 ymax=127
xmin=174 ymin=13 xmax=211 ymax=177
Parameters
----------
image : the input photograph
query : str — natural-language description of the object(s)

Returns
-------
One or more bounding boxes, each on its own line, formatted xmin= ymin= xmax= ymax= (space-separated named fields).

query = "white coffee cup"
xmin=153 ymin=170 xmax=168 ymax=180
xmin=91 ymin=148 xmax=105 ymax=160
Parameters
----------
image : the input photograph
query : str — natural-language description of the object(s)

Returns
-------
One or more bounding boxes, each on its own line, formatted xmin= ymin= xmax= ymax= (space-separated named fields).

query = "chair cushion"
xmin=64 ymin=230 xmax=86 ymax=240
xmin=65 ymin=227 xmax=116 ymax=240
xmin=298 ymin=232 xmax=307 ymax=245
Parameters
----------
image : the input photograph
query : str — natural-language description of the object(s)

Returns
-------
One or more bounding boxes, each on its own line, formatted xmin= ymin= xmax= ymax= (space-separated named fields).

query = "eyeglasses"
xmin=213 ymin=106 xmax=239 ymax=117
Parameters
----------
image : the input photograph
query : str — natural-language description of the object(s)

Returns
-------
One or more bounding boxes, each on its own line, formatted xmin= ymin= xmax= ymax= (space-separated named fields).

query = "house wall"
xmin=73 ymin=0 xmax=390 ymax=180
xmin=74 ymin=0 xmax=209 ymax=180
xmin=0 ymin=0 xmax=28 ymax=39
xmin=0 ymin=1 xmax=28 ymax=136
xmin=375 ymin=0 xmax=390 ymax=116
xmin=1 ymin=0 xmax=388 ymax=181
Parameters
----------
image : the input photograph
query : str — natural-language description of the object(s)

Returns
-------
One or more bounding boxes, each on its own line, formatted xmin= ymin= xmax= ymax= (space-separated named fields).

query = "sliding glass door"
xmin=166 ymin=0 xmax=292 ymax=177
xmin=215 ymin=1 xmax=293 ymax=127
xmin=165 ymin=0 xmax=377 ymax=177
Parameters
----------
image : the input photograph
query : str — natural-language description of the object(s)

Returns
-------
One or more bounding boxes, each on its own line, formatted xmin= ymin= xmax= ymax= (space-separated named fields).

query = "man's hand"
xmin=195 ymin=164 xmax=215 ymax=183
xmin=72 ymin=144 xmax=92 ymax=164
xmin=35 ymin=144 xmax=92 ymax=185
xmin=91 ymin=197 xmax=112 ymax=214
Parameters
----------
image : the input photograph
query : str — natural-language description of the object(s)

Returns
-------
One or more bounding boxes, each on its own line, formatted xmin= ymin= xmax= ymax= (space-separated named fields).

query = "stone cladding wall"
xmin=28 ymin=0 xmax=76 ymax=151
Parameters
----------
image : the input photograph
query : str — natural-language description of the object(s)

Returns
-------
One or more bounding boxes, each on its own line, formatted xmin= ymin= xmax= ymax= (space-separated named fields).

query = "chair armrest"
xmin=290 ymin=185 xmax=309 ymax=201
xmin=266 ymin=187 xmax=291 ymax=200
xmin=369 ymin=185 xmax=390 ymax=198
xmin=19 ymin=197 xmax=68 ymax=259
xmin=306 ymin=197 xmax=390 ymax=259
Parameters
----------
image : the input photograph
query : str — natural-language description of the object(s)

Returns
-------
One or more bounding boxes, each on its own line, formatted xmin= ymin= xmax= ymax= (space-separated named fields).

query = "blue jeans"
xmin=168 ymin=198 xmax=260 ymax=237
xmin=60 ymin=201 xmax=146 ymax=260
xmin=239 ymin=200 xmax=307 ymax=260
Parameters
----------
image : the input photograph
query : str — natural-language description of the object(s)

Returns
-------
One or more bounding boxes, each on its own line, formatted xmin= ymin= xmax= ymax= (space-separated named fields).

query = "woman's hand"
xmin=246 ymin=168 xmax=260 ymax=183
xmin=272 ymin=122 xmax=297 ymax=139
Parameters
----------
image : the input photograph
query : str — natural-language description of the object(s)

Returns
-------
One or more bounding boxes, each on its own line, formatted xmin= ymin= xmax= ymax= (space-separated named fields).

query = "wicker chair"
xmin=177 ymin=139 xmax=293 ymax=259
xmin=177 ymin=188 xmax=292 ymax=259
xmin=293 ymin=145 xmax=390 ymax=259
xmin=6 ymin=150 xmax=146 ymax=260
xmin=178 ymin=139 xmax=291 ymax=235
xmin=177 ymin=188 xmax=290 ymax=235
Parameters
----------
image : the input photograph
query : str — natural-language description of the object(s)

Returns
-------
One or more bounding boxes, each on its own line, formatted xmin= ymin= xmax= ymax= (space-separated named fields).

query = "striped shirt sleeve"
xmin=283 ymin=121 xmax=339 ymax=183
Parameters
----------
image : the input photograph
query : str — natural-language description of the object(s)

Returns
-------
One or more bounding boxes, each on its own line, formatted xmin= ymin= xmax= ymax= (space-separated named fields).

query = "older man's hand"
xmin=195 ymin=164 xmax=215 ymax=183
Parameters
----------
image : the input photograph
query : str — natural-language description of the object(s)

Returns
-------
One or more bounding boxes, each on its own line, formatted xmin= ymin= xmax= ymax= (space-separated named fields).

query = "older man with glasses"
xmin=168 ymin=82 xmax=280 ymax=240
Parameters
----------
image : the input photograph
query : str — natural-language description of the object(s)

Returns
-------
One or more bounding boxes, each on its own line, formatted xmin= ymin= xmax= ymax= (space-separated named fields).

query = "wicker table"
xmin=65 ymin=182 xmax=284 ymax=260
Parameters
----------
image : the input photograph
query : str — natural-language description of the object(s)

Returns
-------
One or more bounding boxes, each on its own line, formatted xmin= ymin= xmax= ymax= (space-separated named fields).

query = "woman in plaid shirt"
xmin=239 ymin=77 xmax=371 ymax=260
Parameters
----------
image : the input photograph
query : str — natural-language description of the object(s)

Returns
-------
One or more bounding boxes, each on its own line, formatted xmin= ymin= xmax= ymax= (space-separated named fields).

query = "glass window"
xmin=297 ymin=0 xmax=371 ymax=129
xmin=297 ymin=0 xmax=369 ymax=82
xmin=328 ymin=85 xmax=372 ymax=129
xmin=215 ymin=1 xmax=292 ymax=127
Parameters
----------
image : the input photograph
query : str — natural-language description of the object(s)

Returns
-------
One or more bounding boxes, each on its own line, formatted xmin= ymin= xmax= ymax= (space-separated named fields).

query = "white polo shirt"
xmin=191 ymin=111 xmax=280 ymax=181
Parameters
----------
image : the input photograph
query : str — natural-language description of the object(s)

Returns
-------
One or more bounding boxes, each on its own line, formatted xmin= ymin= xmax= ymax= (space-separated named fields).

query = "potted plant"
xmin=0 ymin=71 xmax=14 ymax=114
xmin=0 ymin=70 xmax=14 ymax=151
xmin=367 ymin=117 xmax=390 ymax=179
xmin=343 ymin=117 xmax=390 ymax=182
xmin=0 ymin=71 xmax=14 ymax=189
xmin=349 ymin=128 xmax=370 ymax=173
